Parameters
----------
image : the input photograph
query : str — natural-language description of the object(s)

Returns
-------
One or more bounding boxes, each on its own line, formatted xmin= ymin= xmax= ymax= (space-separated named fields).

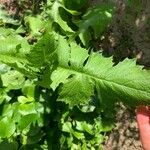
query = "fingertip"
xmin=136 ymin=105 xmax=149 ymax=116
xmin=136 ymin=105 xmax=150 ymax=150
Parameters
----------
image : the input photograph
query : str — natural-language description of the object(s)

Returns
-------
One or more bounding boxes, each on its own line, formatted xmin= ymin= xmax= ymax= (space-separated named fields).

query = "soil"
xmin=104 ymin=104 xmax=143 ymax=150
xmin=0 ymin=0 xmax=149 ymax=150
xmin=0 ymin=0 xmax=44 ymax=18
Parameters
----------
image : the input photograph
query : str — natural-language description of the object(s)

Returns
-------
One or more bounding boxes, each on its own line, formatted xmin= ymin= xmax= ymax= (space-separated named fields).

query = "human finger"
xmin=136 ymin=106 xmax=150 ymax=150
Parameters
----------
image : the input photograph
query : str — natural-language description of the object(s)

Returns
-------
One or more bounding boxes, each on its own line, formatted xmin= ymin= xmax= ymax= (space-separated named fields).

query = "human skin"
xmin=136 ymin=106 xmax=150 ymax=150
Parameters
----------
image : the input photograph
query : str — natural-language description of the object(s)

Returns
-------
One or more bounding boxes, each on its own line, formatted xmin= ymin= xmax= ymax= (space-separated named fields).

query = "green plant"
xmin=0 ymin=0 xmax=150 ymax=149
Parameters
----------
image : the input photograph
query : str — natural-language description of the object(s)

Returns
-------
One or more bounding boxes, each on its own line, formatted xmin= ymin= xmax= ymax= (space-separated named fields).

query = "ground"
xmin=104 ymin=104 xmax=143 ymax=150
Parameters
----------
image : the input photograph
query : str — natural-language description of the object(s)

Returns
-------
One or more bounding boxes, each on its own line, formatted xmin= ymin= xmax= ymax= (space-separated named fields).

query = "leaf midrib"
xmin=59 ymin=65 xmax=150 ymax=97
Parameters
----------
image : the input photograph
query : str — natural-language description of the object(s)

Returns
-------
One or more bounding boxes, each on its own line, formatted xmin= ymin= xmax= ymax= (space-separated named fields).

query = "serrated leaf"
xmin=0 ymin=34 xmax=30 ymax=64
xmin=0 ymin=29 xmax=35 ymax=77
xmin=28 ymin=32 xmax=57 ymax=68
xmin=50 ymin=36 xmax=150 ymax=106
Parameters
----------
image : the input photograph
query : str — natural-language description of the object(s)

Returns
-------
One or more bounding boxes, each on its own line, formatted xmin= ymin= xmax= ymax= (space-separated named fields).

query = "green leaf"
xmin=72 ymin=131 xmax=84 ymax=140
xmin=18 ymin=96 xmax=34 ymax=104
xmin=22 ymin=80 xmax=35 ymax=98
xmin=28 ymin=32 xmax=57 ymax=68
xmin=76 ymin=3 xmax=115 ymax=46
xmin=0 ymin=88 xmax=7 ymax=104
xmin=59 ymin=74 xmax=94 ymax=106
xmin=0 ymin=27 xmax=15 ymax=36
xmin=101 ymin=119 xmax=115 ymax=132
xmin=0 ymin=29 xmax=36 ymax=77
xmin=37 ymin=66 xmax=53 ymax=88
xmin=18 ymin=103 xmax=37 ymax=115
xmin=1 ymin=70 xmax=25 ymax=90
xmin=2 ymin=104 xmax=13 ymax=117
xmin=11 ymin=104 xmax=21 ymax=123
xmin=50 ymin=36 xmax=150 ymax=106
xmin=0 ymin=64 xmax=9 ymax=74
xmin=27 ymin=32 xmax=59 ymax=87
xmin=0 ymin=117 xmax=16 ymax=138
xmin=18 ymin=114 xmax=38 ymax=130
xmin=0 ymin=32 xmax=30 ymax=64
xmin=51 ymin=39 xmax=94 ymax=106
xmin=62 ymin=122 xmax=72 ymax=133
xmin=25 ymin=15 xmax=46 ymax=37
xmin=75 ymin=121 xmax=93 ymax=135
xmin=50 ymin=0 xmax=74 ymax=32
xmin=26 ymin=126 xmax=43 ymax=144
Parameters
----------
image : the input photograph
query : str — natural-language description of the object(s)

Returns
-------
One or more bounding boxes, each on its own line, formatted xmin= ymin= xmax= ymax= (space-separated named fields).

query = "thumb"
xmin=136 ymin=106 xmax=150 ymax=150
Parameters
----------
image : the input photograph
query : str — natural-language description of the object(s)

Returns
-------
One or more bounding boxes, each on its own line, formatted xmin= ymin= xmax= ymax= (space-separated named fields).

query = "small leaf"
xmin=22 ymin=80 xmax=35 ymax=98
xmin=2 ymin=104 xmax=13 ymax=117
xmin=18 ymin=114 xmax=38 ymax=130
xmin=75 ymin=121 xmax=93 ymax=135
xmin=25 ymin=15 xmax=46 ymax=37
xmin=1 ymin=70 xmax=25 ymax=90
xmin=0 ymin=117 xmax=16 ymax=138
xmin=18 ymin=96 xmax=34 ymax=104
xmin=62 ymin=122 xmax=72 ymax=133
xmin=72 ymin=131 xmax=84 ymax=140
xmin=18 ymin=103 xmax=37 ymax=115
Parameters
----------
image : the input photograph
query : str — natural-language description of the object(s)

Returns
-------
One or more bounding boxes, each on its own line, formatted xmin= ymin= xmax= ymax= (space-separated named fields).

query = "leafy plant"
xmin=0 ymin=0 xmax=150 ymax=149
xmin=75 ymin=3 xmax=114 ymax=46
